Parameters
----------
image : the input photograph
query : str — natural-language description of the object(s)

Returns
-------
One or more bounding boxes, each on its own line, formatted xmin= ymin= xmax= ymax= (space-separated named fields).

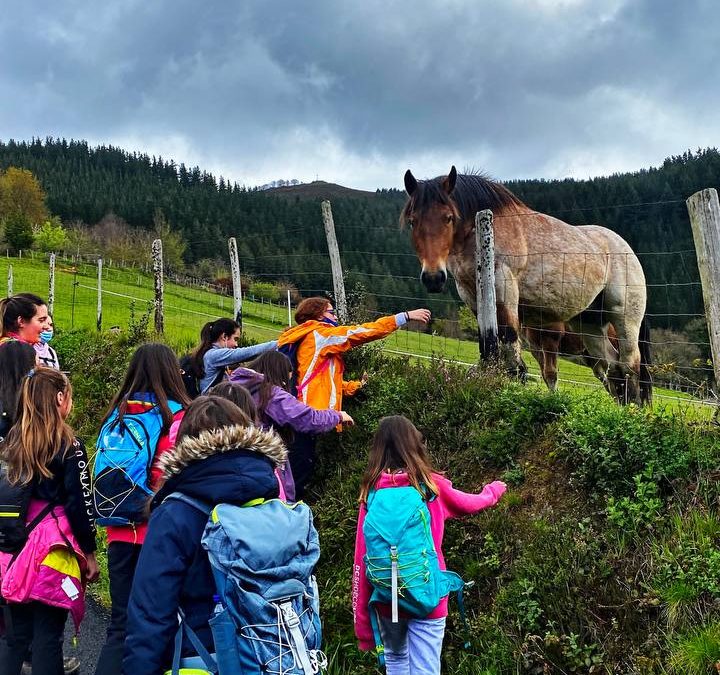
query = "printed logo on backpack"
xmin=165 ymin=492 xmax=327 ymax=675
xmin=92 ymin=401 xmax=183 ymax=526
xmin=362 ymin=485 xmax=468 ymax=666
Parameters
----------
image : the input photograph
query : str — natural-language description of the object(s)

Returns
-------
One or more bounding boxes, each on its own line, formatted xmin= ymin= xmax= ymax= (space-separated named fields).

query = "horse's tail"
xmin=639 ymin=316 xmax=653 ymax=406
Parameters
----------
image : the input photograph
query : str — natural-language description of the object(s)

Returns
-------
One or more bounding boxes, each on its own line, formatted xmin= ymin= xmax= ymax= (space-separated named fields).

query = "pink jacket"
xmin=352 ymin=472 xmax=506 ymax=650
xmin=0 ymin=500 xmax=88 ymax=631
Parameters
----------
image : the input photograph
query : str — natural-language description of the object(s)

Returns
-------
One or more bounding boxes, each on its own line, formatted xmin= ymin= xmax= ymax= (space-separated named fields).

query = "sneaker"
xmin=21 ymin=657 xmax=80 ymax=675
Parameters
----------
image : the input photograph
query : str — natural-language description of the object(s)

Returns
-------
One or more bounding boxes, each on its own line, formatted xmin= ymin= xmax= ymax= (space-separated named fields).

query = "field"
xmin=0 ymin=255 xmax=713 ymax=417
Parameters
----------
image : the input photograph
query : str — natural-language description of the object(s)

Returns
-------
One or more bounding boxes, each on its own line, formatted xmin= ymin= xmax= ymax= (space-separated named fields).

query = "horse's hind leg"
xmin=568 ymin=321 xmax=618 ymax=397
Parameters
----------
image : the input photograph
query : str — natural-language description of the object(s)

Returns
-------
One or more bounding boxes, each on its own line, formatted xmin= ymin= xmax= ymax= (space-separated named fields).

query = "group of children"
xmin=0 ymin=291 xmax=506 ymax=675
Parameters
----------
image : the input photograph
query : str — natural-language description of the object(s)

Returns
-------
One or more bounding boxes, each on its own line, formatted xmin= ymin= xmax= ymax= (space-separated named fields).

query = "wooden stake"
xmin=97 ymin=258 xmax=103 ymax=332
xmin=321 ymin=200 xmax=347 ymax=323
xmin=48 ymin=253 xmax=56 ymax=316
xmin=686 ymin=188 xmax=720 ymax=397
xmin=475 ymin=210 xmax=499 ymax=360
xmin=152 ymin=239 xmax=164 ymax=334
xmin=228 ymin=237 xmax=243 ymax=328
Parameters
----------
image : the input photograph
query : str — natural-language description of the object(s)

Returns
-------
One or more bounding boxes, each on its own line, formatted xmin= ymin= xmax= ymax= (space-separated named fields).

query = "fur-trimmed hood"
xmin=159 ymin=424 xmax=287 ymax=479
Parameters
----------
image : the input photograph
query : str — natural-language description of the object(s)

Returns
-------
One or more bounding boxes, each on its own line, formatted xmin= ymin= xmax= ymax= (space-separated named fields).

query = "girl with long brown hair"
xmin=0 ymin=368 xmax=98 ymax=675
xmin=93 ymin=343 xmax=191 ymax=675
xmin=352 ymin=415 xmax=506 ymax=674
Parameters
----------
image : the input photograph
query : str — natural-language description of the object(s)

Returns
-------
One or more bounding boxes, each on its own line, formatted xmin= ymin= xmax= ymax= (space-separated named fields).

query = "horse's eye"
xmin=445 ymin=214 xmax=453 ymax=224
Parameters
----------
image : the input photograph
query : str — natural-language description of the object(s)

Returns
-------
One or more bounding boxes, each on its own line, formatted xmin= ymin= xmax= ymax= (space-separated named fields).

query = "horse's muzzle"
xmin=421 ymin=269 xmax=447 ymax=293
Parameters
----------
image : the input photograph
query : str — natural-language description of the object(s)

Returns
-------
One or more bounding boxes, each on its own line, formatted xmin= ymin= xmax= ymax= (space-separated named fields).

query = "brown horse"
xmin=402 ymin=167 xmax=652 ymax=404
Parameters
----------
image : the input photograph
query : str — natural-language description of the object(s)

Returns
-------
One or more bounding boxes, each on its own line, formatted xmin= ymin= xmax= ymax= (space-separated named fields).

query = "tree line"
xmin=0 ymin=138 xmax=718 ymax=336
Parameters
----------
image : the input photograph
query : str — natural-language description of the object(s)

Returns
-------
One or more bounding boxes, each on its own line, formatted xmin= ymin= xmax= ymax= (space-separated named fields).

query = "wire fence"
xmin=1 ymin=192 xmax=718 ymax=413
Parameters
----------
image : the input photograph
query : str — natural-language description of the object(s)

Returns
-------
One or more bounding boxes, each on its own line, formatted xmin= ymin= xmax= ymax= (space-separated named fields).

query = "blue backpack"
xmin=165 ymin=494 xmax=326 ymax=675
xmin=363 ymin=486 xmax=470 ymax=665
xmin=92 ymin=400 xmax=183 ymax=526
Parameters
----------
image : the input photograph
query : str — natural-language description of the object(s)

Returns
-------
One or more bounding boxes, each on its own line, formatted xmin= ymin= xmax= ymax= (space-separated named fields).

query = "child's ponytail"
xmin=1 ymin=367 xmax=75 ymax=485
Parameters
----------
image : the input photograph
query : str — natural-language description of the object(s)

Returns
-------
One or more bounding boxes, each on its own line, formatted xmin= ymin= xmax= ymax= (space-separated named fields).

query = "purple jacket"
xmin=229 ymin=367 xmax=342 ymax=435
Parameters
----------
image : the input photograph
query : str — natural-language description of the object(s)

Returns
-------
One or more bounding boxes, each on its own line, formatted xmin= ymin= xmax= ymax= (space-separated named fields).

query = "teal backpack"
xmin=362 ymin=485 xmax=471 ymax=665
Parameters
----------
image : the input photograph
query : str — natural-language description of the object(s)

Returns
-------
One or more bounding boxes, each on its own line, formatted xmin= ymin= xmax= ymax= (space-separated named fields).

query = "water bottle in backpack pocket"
xmin=362 ymin=485 xmax=468 ymax=665
xmin=93 ymin=401 xmax=182 ymax=526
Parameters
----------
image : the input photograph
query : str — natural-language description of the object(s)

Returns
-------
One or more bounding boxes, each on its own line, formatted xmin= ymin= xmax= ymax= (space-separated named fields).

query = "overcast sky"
xmin=1 ymin=0 xmax=718 ymax=190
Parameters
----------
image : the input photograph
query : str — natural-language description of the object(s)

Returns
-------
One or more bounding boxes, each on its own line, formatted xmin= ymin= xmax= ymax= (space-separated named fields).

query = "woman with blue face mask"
xmin=34 ymin=315 xmax=61 ymax=369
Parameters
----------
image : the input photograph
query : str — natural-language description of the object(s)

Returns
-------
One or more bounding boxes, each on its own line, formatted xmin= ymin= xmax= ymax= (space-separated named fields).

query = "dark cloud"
xmin=0 ymin=0 xmax=718 ymax=188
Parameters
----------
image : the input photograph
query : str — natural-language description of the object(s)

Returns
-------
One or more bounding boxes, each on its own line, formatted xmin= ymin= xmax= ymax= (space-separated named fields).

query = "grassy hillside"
xmin=51 ymin=328 xmax=720 ymax=674
xmin=1 ymin=255 xmax=711 ymax=418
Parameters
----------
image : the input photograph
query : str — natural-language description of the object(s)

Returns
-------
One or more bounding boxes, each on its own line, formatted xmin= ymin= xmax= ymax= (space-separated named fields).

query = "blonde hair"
xmin=359 ymin=415 xmax=439 ymax=503
xmin=1 ymin=367 xmax=75 ymax=485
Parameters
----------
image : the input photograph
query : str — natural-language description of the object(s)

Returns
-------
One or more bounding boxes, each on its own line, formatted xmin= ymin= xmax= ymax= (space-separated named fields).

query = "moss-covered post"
xmin=475 ymin=209 xmax=498 ymax=360
xmin=97 ymin=258 xmax=103 ymax=332
xmin=228 ymin=237 xmax=243 ymax=330
xmin=7 ymin=265 xmax=13 ymax=297
xmin=321 ymin=200 xmax=348 ymax=323
xmin=152 ymin=239 xmax=164 ymax=334
xmin=687 ymin=188 xmax=720 ymax=396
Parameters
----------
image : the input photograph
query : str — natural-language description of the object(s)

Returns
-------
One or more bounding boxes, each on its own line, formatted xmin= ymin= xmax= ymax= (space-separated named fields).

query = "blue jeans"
xmin=379 ymin=616 xmax=446 ymax=675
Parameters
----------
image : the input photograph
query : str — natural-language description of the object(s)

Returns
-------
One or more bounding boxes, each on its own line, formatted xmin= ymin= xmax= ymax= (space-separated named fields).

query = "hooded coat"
xmin=122 ymin=424 xmax=286 ymax=675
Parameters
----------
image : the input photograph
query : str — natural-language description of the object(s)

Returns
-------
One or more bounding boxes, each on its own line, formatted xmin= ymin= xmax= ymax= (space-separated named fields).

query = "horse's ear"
xmin=404 ymin=170 xmax=418 ymax=196
xmin=442 ymin=166 xmax=457 ymax=194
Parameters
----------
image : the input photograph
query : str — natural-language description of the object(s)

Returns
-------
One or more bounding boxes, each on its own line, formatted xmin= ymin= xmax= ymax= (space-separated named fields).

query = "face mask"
xmin=40 ymin=330 xmax=53 ymax=344
xmin=320 ymin=317 xmax=339 ymax=327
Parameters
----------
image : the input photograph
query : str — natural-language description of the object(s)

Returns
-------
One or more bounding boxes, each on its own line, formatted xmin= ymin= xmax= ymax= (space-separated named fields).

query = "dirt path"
xmin=63 ymin=596 xmax=108 ymax=675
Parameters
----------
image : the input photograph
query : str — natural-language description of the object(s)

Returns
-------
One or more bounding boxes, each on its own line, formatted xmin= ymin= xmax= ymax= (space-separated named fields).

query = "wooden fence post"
xmin=287 ymin=289 xmax=292 ymax=327
xmin=475 ymin=210 xmax=499 ymax=360
xmin=152 ymin=239 xmax=164 ymax=334
xmin=7 ymin=265 xmax=12 ymax=297
xmin=228 ymin=237 xmax=243 ymax=328
xmin=48 ymin=253 xmax=56 ymax=316
xmin=686 ymin=188 xmax=720 ymax=396
xmin=97 ymin=258 xmax=103 ymax=332
xmin=321 ymin=200 xmax=348 ymax=323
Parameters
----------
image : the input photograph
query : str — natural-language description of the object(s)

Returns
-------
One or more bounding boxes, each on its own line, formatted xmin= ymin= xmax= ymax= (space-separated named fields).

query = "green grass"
xmin=1 ymin=255 xmax=714 ymax=418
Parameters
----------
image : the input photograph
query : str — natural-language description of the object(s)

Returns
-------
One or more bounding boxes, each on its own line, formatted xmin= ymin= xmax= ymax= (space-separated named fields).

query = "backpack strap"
xmin=6 ymin=501 xmax=57 ymax=570
xmin=163 ymin=492 xmax=213 ymax=516
xmin=296 ymin=358 xmax=331 ymax=395
xmin=171 ymin=608 xmax=218 ymax=675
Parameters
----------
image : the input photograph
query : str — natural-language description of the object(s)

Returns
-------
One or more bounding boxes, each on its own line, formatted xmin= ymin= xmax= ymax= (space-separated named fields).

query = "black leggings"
xmin=94 ymin=541 xmax=142 ymax=675
xmin=288 ymin=432 xmax=318 ymax=500
xmin=0 ymin=600 xmax=68 ymax=675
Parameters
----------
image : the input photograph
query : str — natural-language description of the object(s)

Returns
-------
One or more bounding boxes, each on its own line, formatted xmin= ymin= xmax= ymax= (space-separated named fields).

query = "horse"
xmin=402 ymin=166 xmax=652 ymax=405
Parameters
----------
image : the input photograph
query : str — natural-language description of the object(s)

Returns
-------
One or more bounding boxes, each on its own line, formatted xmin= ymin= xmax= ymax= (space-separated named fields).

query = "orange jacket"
xmin=277 ymin=315 xmax=401 ymax=421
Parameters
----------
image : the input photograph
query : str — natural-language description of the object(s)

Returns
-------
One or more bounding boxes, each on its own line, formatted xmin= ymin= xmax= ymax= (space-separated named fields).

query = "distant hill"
xmin=265 ymin=180 xmax=377 ymax=201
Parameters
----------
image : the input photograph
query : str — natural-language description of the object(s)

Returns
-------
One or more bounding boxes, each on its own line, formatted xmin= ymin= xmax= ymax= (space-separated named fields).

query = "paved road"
xmin=63 ymin=596 xmax=108 ymax=675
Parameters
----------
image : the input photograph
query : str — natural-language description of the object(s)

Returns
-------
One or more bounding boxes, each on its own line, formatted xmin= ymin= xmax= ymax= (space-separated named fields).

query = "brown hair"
xmin=1 ymin=367 xmax=75 ymax=485
xmin=0 ymin=293 xmax=47 ymax=337
xmin=246 ymin=351 xmax=293 ymax=412
xmin=207 ymin=382 xmax=258 ymax=423
xmin=175 ymin=395 xmax=251 ymax=444
xmin=294 ymin=297 xmax=331 ymax=324
xmin=190 ymin=318 xmax=240 ymax=378
xmin=358 ymin=415 xmax=439 ymax=503
xmin=102 ymin=343 xmax=191 ymax=433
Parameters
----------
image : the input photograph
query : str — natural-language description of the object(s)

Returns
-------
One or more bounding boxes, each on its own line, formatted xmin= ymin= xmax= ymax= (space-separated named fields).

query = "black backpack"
xmin=179 ymin=354 xmax=201 ymax=400
xmin=0 ymin=464 xmax=54 ymax=555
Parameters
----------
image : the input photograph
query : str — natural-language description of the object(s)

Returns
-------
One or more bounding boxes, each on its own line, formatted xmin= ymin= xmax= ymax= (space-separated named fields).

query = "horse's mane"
xmin=401 ymin=171 xmax=526 ymax=224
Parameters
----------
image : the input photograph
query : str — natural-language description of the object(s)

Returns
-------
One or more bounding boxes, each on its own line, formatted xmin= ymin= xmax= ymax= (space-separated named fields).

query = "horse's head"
xmin=401 ymin=166 xmax=459 ymax=293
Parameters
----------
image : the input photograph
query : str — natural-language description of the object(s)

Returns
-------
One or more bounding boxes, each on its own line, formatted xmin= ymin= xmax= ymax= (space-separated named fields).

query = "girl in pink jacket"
xmin=352 ymin=415 xmax=506 ymax=674
xmin=0 ymin=368 xmax=98 ymax=675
